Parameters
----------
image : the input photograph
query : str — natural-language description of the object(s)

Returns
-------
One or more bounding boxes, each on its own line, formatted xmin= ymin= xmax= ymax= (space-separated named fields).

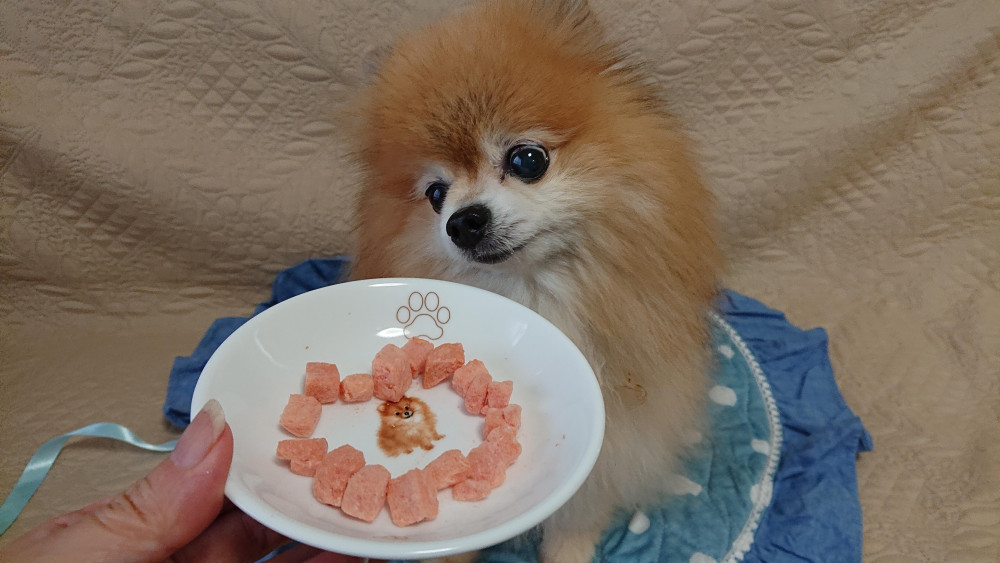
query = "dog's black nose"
xmin=446 ymin=204 xmax=491 ymax=249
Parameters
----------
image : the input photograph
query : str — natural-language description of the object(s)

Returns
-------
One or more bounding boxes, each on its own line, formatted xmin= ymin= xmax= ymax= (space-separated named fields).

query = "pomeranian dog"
xmin=349 ymin=1 xmax=721 ymax=561
xmin=376 ymin=396 xmax=445 ymax=457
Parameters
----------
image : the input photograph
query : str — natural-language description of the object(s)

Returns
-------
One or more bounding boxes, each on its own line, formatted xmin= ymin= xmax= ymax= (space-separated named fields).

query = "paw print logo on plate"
xmin=396 ymin=291 xmax=450 ymax=340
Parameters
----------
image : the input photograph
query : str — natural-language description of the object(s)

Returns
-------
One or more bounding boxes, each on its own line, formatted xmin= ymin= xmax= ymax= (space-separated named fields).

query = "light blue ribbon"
xmin=0 ymin=422 xmax=177 ymax=537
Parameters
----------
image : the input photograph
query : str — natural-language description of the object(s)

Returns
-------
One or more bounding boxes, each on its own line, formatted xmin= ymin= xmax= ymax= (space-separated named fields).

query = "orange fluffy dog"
xmin=376 ymin=396 xmax=444 ymax=457
xmin=350 ymin=1 xmax=721 ymax=561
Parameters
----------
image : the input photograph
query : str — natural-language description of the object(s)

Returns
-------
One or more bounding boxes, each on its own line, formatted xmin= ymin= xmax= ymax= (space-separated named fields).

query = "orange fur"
xmin=349 ymin=1 xmax=721 ymax=561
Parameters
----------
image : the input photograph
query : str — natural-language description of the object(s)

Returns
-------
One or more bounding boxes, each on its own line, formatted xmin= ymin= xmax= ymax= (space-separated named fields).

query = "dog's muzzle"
xmin=445 ymin=204 xmax=520 ymax=264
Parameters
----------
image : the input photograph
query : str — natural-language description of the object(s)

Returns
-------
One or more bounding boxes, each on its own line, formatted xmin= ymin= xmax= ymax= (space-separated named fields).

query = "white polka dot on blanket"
xmin=689 ymin=552 xmax=718 ymax=563
xmin=717 ymin=344 xmax=735 ymax=359
xmin=628 ymin=511 xmax=651 ymax=534
xmin=709 ymin=385 xmax=737 ymax=406
xmin=751 ymin=439 xmax=770 ymax=454
xmin=683 ymin=429 xmax=703 ymax=445
xmin=667 ymin=473 xmax=703 ymax=496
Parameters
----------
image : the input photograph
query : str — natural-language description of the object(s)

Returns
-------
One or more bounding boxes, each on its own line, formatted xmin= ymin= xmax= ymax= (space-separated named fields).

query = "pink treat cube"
xmin=276 ymin=437 xmax=328 ymax=461
xmin=402 ymin=337 xmax=434 ymax=377
xmin=483 ymin=409 xmax=506 ymax=438
xmin=502 ymin=404 xmax=522 ymax=429
xmin=464 ymin=370 xmax=492 ymax=415
xmin=482 ymin=380 xmax=513 ymax=413
xmin=312 ymin=445 xmax=366 ymax=507
xmin=304 ymin=362 xmax=341 ymax=404
xmin=424 ymin=343 xmax=465 ymax=388
xmin=483 ymin=404 xmax=522 ymax=438
xmin=340 ymin=373 xmax=374 ymax=403
xmin=340 ymin=464 xmax=391 ymax=523
xmin=452 ymin=359 xmax=488 ymax=397
xmin=485 ymin=425 xmax=522 ymax=466
xmin=290 ymin=459 xmax=322 ymax=477
xmin=466 ymin=441 xmax=507 ymax=488
xmin=386 ymin=469 xmax=439 ymax=527
xmin=452 ymin=479 xmax=492 ymax=502
xmin=372 ymin=344 xmax=412 ymax=402
xmin=276 ymin=437 xmax=328 ymax=476
xmin=279 ymin=394 xmax=321 ymax=438
xmin=423 ymin=449 xmax=471 ymax=490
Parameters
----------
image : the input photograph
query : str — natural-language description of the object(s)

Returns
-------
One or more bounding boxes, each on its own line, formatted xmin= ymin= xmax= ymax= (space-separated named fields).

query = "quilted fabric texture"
xmin=1 ymin=0 xmax=998 ymax=560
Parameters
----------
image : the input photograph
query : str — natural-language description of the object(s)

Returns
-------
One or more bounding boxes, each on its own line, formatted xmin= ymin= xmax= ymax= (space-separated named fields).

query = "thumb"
xmin=2 ymin=400 xmax=234 ymax=562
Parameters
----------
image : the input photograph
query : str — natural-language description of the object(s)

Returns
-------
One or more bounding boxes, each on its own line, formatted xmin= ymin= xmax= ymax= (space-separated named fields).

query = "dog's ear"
xmin=377 ymin=402 xmax=389 ymax=415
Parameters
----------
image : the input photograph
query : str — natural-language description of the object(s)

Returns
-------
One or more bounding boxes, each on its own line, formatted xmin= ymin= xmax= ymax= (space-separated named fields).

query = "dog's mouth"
xmin=467 ymin=238 xmax=528 ymax=264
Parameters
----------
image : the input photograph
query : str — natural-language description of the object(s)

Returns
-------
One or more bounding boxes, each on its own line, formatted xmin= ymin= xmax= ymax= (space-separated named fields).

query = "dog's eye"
xmin=425 ymin=182 xmax=448 ymax=213
xmin=506 ymin=144 xmax=549 ymax=183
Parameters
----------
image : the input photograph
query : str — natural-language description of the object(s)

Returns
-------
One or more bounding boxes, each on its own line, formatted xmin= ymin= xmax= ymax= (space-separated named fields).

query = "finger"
xmin=0 ymin=400 xmax=233 ymax=562
xmin=10 ymin=492 xmax=117 ymax=541
xmin=167 ymin=508 xmax=289 ymax=563
xmin=267 ymin=543 xmax=370 ymax=563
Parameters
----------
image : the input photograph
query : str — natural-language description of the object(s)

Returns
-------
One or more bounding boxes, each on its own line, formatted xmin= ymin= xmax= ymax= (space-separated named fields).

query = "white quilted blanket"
xmin=1 ymin=1 xmax=998 ymax=560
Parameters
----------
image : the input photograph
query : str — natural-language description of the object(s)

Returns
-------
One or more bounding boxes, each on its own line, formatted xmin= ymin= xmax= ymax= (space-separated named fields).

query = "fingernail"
xmin=171 ymin=399 xmax=226 ymax=468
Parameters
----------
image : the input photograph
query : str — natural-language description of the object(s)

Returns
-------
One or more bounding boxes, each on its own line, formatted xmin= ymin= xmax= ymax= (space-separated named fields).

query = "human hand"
xmin=0 ymin=400 xmax=365 ymax=562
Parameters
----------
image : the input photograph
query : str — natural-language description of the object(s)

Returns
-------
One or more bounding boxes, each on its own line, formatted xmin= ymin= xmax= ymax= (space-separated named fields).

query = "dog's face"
xmin=352 ymin=1 xmax=645 ymax=279
xmin=412 ymin=130 xmax=584 ymax=270
xmin=377 ymin=396 xmax=425 ymax=429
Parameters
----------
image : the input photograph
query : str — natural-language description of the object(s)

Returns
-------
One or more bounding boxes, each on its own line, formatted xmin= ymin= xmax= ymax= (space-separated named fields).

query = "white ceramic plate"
xmin=191 ymin=278 xmax=604 ymax=560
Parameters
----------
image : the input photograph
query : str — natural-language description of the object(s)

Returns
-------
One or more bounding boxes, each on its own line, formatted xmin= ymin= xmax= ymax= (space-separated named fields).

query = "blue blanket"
xmin=164 ymin=257 xmax=872 ymax=562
